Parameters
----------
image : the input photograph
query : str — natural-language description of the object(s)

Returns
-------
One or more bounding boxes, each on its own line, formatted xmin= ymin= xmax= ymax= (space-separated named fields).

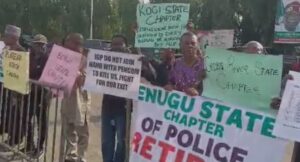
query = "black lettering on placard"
xmin=106 ymin=81 xmax=116 ymax=88
xmin=5 ymin=52 xmax=21 ymax=61
xmin=98 ymin=71 xmax=109 ymax=79
xmin=89 ymin=61 xmax=102 ymax=69
xmin=146 ymin=14 xmax=182 ymax=25
xmin=255 ymin=61 xmax=279 ymax=76
xmin=165 ymin=31 xmax=181 ymax=37
xmin=117 ymin=83 xmax=128 ymax=90
xmin=103 ymin=64 xmax=117 ymax=71
xmin=47 ymin=69 xmax=64 ymax=84
xmin=232 ymin=65 xmax=249 ymax=74
xmin=112 ymin=57 xmax=123 ymax=63
xmin=216 ymin=73 xmax=260 ymax=95
xmin=164 ymin=37 xmax=178 ymax=42
xmin=165 ymin=41 xmax=176 ymax=47
xmin=95 ymin=54 xmax=103 ymax=61
xmin=168 ymin=25 xmax=179 ymax=30
xmin=110 ymin=73 xmax=118 ymax=80
xmin=96 ymin=79 xmax=106 ymax=86
xmin=208 ymin=62 xmax=224 ymax=72
xmin=117 ymin=66 xmax=140 ymax=75
xmin=57 ymin=52 xmax=72 ymax=63
xmin=9 ymin=62 xmax=19 ymax=70
xmin=104 ymin=55 xmax=111 ymax=62
xmin=119 ymin=75 xmax=134 ymax=82
xmin=8 ymin=72 xmax=19 ymax=79
xmin=165 ymin=5 xmax=189 ymax=14
xmin=55 ymin=64 xmax=69 ymax=76
xmin=138 ymin=38 xmax=155 ymax=44
xmin=139 ymin=26 xmax=167 ymax=32
xmin=154 ymin=42 xmax=164 ymax=48
xmin=93 ymin=70 xmax=99 ymax=77
xmin=123 ymin=58 xmax=135 ymax=65
xmin=138 ymin=5 xmax=162 ymax=17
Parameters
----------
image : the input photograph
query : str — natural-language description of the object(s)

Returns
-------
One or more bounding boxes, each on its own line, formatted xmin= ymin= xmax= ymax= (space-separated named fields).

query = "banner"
xmin=203 ymin=48 xmax=283 ymax=110
xmin=3 ymin=50 xmax=30 ymax=94
xmin=83 ymin=49 xmax=142 ymax=99
xmin=274 ymin=80 xmax=300 ymax=142
xmin=39 ymin=45 xmax=82 ymax=94
xmin=130 ymin=84 xmax=288 ymax=162
xmin=274 ymin=0 xmax=300 ymax=43
xmin=289 ymin=70 xmax=300 ymax=81
xmin=197 ymin=30 xmax=234 ymax=49
xmin=0 ymin=41 xmax=5 ymax=82
xmin=135 ymin=3 xmax=190 ymax=48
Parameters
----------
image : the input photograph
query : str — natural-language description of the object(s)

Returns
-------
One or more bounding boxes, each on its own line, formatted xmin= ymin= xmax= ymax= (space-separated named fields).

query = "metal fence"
xmin=0 ymin=80 xmax=63 ymax=162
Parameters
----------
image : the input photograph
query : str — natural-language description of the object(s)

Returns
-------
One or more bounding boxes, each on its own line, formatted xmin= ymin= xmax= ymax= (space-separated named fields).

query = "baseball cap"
xmin=32 ymin=34 xmax=48 ymax=44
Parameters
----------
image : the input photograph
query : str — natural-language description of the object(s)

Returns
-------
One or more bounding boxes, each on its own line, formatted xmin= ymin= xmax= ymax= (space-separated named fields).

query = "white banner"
xmin=274 ymin=80 xmax=300 ymax=142
xmin=197 ymin=30 xmax=234 ymax=49
xmin=130 ymin=84 xmax=288 ymax=162
xmin=84 ymin=49 xmax=142 ymax=99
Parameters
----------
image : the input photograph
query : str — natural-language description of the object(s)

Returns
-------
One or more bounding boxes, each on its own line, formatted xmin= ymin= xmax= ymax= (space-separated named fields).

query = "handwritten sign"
xmin=197 ymin=30 xmax=234 ymax=49
xmin=83 ymin=49 xmax=141 ymax=99
xmin=135 ymin=3 xmax=190 ymax=48
xmin=203 ymin=48 xmax=283 ymax=110
xmin=39 ymin=45 xmax=82 ymax=95
xmin=3 ymin=50 xmax=30 ymax=94
xmin=130 ymin=84 xmax=288 ymax=162
xmin=274 ymin=80 xmax=300 ymax=142
xmin=0 ymin=41 xmax=5 ymax=82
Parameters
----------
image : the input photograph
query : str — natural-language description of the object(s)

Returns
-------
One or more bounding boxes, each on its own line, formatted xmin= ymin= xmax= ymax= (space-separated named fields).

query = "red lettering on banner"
xmin=187 ymin=154 xmax=205 ymax=162
xmin=140 ymin=136 xmax=156 ymax=160
xmin=132 ymin=132 xmax=142 ymax=152
xmin=132 ymin=129 xmax=247 ymax=162
xmin=158 ymin=141 xmax=175 ymax=162
xmin=175 ymin=149 xmax=185 ymax=162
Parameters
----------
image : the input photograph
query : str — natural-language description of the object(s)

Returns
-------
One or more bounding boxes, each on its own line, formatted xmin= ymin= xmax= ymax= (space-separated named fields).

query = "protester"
xmin=101 ymin=34 xmax=130 ymax=162
xmin=186 ymin=20 xmax=195 ymax=33
xmin=0 ymin=25 xmax=26 ymax=148
xmin=2 ymin=25 xmax=25 ymax=51
xmin=61 ymin=33 xmax=90 ymax=162
xmin=23 ymin=34 xmax=50 ymax=156
xmin=164 ymin=32 xmax=206 ymax=96
xmin=243 ymin=41 xmax=264 ymax=54
xmin=154 ymin=49 xmax=175 ymax=86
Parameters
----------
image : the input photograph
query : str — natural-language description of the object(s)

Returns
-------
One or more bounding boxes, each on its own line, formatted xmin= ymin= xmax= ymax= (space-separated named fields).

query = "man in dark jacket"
xmin=101 ymin=34 xmax=130 ymax=162
xmin=24 ymin=34 xmax=50 ymax=156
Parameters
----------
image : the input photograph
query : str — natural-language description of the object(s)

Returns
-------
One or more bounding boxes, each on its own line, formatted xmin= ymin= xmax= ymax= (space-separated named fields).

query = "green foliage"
xmin=0 ymin=0 xmax=279 ymax=45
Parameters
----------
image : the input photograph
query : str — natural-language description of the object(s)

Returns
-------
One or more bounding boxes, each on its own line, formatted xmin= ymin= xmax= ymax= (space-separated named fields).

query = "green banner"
xmin=135 ymin=3 xmax=190 ymax=48
xmin=203 ymin=48 xmax=283 ymax=110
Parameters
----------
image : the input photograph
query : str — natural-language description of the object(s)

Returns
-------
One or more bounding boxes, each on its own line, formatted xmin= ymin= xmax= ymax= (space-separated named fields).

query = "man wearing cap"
xmin=0 ymin=25 xmax=26 ymax=148
xmin=3 ymin=25 xmax=25 ymax=51
xmin=22 ymin=34 xmax=50 ymax=156
xmin=243 ymin=41 xmax=264 ymax=54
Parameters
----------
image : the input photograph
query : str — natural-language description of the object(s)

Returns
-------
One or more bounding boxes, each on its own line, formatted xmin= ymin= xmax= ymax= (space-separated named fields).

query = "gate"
xmin=0 ymin=80 xmax=63 ymax=162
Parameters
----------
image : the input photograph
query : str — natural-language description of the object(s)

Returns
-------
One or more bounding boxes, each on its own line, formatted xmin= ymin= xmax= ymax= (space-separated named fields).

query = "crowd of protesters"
xmin=0 ymin=22 xmax=299 ymax=162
